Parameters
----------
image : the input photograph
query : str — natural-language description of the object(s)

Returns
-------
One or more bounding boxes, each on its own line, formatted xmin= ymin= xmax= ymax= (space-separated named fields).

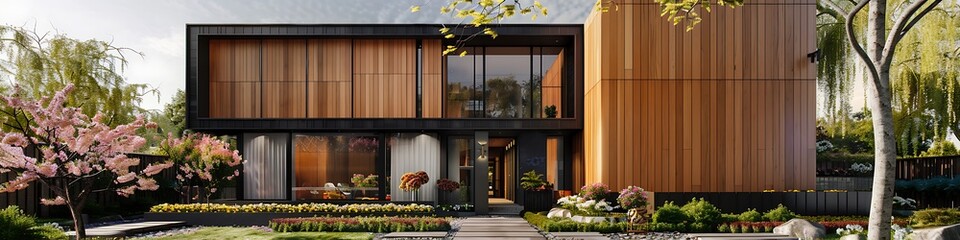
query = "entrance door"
xmin=487 ymin=138 xmax=516 ymax=203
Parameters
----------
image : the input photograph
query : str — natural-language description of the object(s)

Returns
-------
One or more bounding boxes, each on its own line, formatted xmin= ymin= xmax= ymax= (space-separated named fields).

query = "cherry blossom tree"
xmin=159 ymin=132 xmax=241 ymax=203
xmin=0 ymin=85 xmax=171 ymax=239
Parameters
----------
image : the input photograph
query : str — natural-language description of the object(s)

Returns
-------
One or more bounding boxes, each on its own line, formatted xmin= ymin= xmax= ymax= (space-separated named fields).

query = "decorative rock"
xmin=910 ymin=223 xmax=960 ymax=240
xmin=546 ymin=208 xmax=571 ymax=219
xmin=773 ymin=219 xmax=826 ymax=240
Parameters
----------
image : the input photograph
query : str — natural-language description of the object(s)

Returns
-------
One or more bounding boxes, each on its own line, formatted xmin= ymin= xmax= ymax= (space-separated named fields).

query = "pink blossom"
xmin=142 ymin=162 xmax=173 ymax=176
xmin=36 ymin=163 xmax=58 ymax=178
xmin=40 ymin=196 xmax=66 ymax=206
xmin=117 ymin=185 xmax=136 ymax=197
xmin=137 ymin=178 xmax=158 ymax=191
xmin=1 ymin=133 xmax=27 ymax=146
xmin=116 ymin=172 xmax=136 ymax=184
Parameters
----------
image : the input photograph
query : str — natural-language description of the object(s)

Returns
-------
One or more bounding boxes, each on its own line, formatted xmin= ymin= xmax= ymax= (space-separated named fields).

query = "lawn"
xmin=138 ymin=227 xmax=374 ymax=240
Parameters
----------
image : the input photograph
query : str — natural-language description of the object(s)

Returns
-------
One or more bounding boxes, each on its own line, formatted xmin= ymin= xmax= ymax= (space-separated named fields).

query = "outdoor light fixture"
xmin=807 ymin=49 xmax=820 ymax=63
xmin=477 ymin=141 xmax=488 ymax=161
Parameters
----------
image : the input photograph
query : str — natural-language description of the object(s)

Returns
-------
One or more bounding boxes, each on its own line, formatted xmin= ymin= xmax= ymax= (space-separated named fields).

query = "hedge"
xmin=523 ymin=212 xmax=626 ymax=233
xmin=269 ymin=216 xmax=450 ymax=233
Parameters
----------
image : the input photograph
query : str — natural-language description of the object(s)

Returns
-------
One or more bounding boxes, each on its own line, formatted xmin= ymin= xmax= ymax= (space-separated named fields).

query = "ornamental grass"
xmin=149 ymin=203 xmax=434 ymax=214
xmin=269 ymin=216 xmax=451 ymax=233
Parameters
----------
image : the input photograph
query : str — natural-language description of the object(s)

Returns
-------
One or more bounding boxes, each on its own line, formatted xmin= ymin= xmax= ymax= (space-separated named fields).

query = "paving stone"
xmin=455 ymin=231 xmax=545 ymax=237
xmin=66 ymin=221 xmax=185 ymax=237
xmin=381 ymin=231 xmax=449 ymax=238
xmin=458 ymin=226 xmax=539 ymax=232
xmin=453 ymin=237 xmax=545 ymax=240
xmin=550 ymin=232 xmax=605 ymax=237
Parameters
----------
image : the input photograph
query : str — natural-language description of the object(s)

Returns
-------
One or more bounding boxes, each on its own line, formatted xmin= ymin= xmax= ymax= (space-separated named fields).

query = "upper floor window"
xmin=445 ymin=46 xmax=565 ymax=119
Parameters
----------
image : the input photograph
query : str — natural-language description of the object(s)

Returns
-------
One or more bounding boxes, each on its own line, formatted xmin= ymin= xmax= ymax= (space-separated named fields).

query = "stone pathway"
xmin=453 ymin=216 xmax=545 ymax=240
xmin=66 ymin=221 xmax=186 ymax=237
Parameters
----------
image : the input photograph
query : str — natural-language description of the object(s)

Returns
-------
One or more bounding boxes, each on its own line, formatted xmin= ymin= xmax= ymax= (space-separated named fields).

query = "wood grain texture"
xmin=209 ymin=39 xmax=261 ymax=118
xmin=352 ymin=39 xmax=416 ymax=118
xmin=308 ymin=39 xmax=352 ymax=118
xmin=583 ymin=1 xmax=816 ymax=192
xmin=422 ymin=39 xmax=443 ymax=118
xmin=262 ymin=39 xmax=306 ymax=118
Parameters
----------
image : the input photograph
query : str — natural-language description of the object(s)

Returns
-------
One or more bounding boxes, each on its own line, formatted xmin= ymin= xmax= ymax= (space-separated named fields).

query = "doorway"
xmin=487 ymin=138 xmax=516 ymax=203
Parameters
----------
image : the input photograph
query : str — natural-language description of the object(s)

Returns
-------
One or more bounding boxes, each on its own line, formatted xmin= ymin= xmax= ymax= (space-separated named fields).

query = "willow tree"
xmin=0 ymin=26 xmax=154 ymax=128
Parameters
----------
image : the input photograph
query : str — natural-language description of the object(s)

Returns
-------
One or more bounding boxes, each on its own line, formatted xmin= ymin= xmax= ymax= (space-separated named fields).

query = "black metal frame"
xmin=185 ymin=24 xmax=584 ymax=132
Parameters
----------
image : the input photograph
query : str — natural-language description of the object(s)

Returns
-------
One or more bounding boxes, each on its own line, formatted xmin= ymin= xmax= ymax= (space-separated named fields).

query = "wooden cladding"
xmin=207 ymin=38 xmax=443 ymax=119
xmin=422 ymin=40 xmax=443 ymax=118
xmin=583 ymin=0 xmax=816 ymax=192
xmin=542 ymin=50 xmax=563 ymax=117
xmin=353 ymin=39 xmax=416 ymax=118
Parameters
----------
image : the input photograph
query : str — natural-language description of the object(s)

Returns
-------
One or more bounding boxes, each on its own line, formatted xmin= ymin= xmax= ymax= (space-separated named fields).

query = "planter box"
xmin=144 ymin=212 xmax=433 ymax=226
xmin=524 ymin=190 xmax=554 ymax=213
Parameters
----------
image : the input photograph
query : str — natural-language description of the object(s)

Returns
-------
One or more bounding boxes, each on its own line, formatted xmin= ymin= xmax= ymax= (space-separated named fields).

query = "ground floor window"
xmin=243 ymin=133 xmax=289 ymax=200
xmin=293 ymin=133 xmax=380 ymax=201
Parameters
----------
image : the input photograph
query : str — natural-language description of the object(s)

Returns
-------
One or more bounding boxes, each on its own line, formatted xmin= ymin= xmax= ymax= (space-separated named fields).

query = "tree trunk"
xmin=68 ymin=203 xmax=85 ymax=240
xmin=865 ymin=1 xmax=894 ymax=239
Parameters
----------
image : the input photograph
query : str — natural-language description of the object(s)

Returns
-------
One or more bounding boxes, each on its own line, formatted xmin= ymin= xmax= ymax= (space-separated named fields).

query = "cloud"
xmin=1 ymin=0 xmax=595 ymax=110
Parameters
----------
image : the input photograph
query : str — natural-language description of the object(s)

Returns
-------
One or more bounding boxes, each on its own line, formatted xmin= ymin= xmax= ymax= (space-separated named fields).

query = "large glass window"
xmin=293 ymin=134 xmax=380 ymax=201
xmin=445 ymin=46 xmax=565 ymax=118
xmin=446 ymin=47 xmax=483 ymax=118
xmin=444 ymin=138 xmax=475 ymax=205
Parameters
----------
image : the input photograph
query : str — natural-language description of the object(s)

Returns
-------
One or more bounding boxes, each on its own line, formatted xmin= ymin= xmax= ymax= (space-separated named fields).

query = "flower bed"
xmin=149 ymin=203 xmax=433 ymax=214
xmin=269 ymin=216 xmax=450 ymax=233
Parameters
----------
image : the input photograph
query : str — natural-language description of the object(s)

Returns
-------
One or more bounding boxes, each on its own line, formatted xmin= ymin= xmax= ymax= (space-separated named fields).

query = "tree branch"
xmin=821 ymin=0 xmax=850 ymax=19
xmin=845 ymin=0 xmax=882 ymax=91
xmin=881 ymin=0 xmax=942 ymax=67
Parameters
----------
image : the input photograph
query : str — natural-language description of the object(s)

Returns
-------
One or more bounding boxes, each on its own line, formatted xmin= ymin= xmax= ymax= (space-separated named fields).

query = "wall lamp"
xmin=477 ymin=140 xmax=488 ymax=161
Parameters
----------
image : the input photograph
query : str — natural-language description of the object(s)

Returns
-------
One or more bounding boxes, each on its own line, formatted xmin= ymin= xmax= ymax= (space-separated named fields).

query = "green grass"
xmin=138 ymin=227 xmax=373 ymax=240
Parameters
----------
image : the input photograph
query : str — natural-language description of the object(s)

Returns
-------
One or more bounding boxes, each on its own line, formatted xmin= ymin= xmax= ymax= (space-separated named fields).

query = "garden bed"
xmin=269 ymin=216 xmax=451 ymax=233
xmin=145 ymin=203 xmax=435 ymax=226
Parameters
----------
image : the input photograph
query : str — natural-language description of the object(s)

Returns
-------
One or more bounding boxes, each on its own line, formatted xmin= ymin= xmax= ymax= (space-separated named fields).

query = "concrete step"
xmin=381 ymin=231 xmax=449 ymax=239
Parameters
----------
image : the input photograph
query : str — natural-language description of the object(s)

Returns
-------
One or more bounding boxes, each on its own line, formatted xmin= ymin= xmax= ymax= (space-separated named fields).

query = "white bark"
xmin=865 ymin=1 xmax=896 ymax=239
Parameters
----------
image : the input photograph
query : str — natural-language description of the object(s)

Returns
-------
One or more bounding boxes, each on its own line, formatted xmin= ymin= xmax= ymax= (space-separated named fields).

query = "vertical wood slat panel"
xmin=353 ymin=39 xmax=416 ymax=118
xmin=582 ymin=2 xmax=816 ymax=192
xmin=308 ymin=39 xmax=352 ymax=118
xmin=262 ymin=39 xmax=306 ymax=118
xmin=422 ymin=39 xmax=443 ymax=118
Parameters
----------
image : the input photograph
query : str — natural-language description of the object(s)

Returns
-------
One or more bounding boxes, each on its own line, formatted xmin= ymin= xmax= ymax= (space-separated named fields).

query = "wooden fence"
xmin=0 ymin=153 xmax=178 ymax=218
xmin=896 ymin=155 xmax=960 ymax=180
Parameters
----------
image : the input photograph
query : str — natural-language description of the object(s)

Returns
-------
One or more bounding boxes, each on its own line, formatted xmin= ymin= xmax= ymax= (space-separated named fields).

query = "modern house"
xmin=185 ymin=0 xmax=816 ymax=214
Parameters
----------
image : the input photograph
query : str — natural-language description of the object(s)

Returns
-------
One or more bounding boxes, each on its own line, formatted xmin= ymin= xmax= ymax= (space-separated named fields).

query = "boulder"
xmin=773 ymin=219 xmax=826 ymax=240
xmin=910 ymin=223 xmax=960 ymax=240
xmin=546 ymin=208 xmax=572 ymax=219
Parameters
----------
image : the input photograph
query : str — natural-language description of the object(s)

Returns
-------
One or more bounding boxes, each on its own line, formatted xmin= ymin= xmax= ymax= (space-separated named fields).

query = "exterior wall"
xmin=207 ymin=38 xmax=442 ymax=119
xmin=583 ymin=0 xmax=817 ymax=192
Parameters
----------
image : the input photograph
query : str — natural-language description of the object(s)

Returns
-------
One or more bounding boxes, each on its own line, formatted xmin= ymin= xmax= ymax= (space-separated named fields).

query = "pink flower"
xmin=1 ymin=133 xmax=27 ymax=146
xmin=137 ymin=178 xmax=158 ymax=191
xmin=142 ymin=162 xmax=173 ymax=176
xmin=36 ymin=163 xmax=58 ymax=178
xmin=117 ymin=185 xmax=137 ymax=197
xmin=40 ymin=196 xmax=66 ymax=206
xmin=116 ymin=172 xmax=136 ymax=183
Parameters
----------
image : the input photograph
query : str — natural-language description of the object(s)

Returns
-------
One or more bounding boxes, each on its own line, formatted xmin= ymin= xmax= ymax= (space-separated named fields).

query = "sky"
xmin=0 ymin=0 xmax=595 ymax=111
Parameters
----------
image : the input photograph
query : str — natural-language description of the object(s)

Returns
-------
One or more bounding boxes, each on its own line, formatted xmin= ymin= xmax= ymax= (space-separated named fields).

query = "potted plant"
xmin=618 ymin=186 xmax=649 ymax=230
xmin=400 ymin=171 xmax=429 ymax=201
xmin=520 ymin=170 xmax=554 ymax=212
xmin=544 ymin=105 xmax=558 ymax=118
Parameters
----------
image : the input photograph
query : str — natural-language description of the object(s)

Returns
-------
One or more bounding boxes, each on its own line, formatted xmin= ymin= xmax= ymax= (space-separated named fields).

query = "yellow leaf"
xmin=459 ymin=50 xmax=468 ymax=57
xmin=439 ymin=27 xmax=450 ymax=34
xmin=445 ymin=34 xmax=455 ymax=39
xmin=410 ymin=5 xmax=421 ymax=13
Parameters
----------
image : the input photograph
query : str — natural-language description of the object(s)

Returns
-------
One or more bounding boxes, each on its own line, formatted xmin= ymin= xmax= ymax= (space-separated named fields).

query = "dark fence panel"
xmin=0 ymin=153 xmax=178 ymax=218
xmin=896 ymin=155 xmax=960 ymax=180
xmin=653 ymin=192 xmax=872 ymax=216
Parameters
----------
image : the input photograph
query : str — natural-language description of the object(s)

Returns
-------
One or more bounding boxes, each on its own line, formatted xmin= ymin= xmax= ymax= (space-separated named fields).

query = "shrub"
xmin=911 ymin=208 xmax=960 ymax=228
xmin=579 ymin=183 xmax=610 ymax=200
xmin=652 ymin=202 xmax=688 ymax=224
xmin=680 ymin=198 xmax=722 ymax=228
xmin=729 ymin=222 xmax=740 ymax=233
xmin=269 ymin=216 xmax=450 ymax=233
xmin=763 ymin=204 xmax=797 ymax=221
xmin=523 ymin=212 xmax=626 ymax=233
xmin=738 ymin=208 xmax=764 ymax=222
xmin=721 ymin=213 xmax=740 ymax=223
xmin=0 ymin=206 xmax=67 ymax=240
xmin=617 ymin=186 xmax=648 ymax=210
xmin=718 ymin=223 xmax=729 ymax=232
